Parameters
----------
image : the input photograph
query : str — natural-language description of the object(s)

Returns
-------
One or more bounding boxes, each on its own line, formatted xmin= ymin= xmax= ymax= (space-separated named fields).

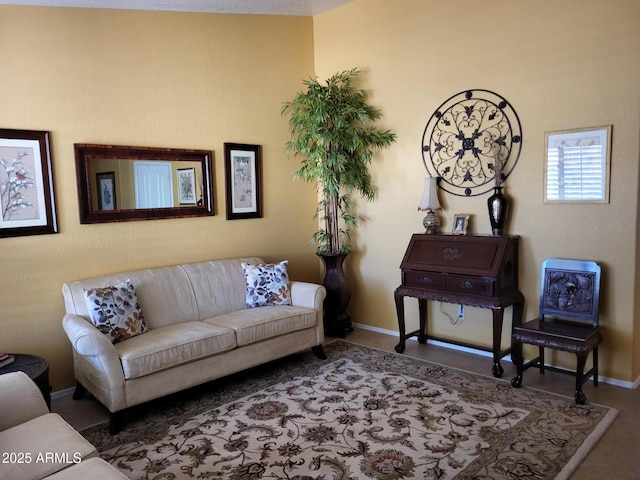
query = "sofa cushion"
xmin=114 ymin=321 xmax=236 ymax=379
xmin=0 ymin=413 xmax=97 ymax=480
xmin=242 ymin=260 xmax=291 ymax=308
xmin=83 ymin=281 xmax=147 ymax=344
xmin=205 ymin=305 xmax=316 ymax=346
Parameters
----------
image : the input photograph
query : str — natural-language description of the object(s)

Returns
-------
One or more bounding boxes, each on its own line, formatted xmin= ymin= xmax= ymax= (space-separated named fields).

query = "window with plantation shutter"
xmin=544 ymin=126 xmax=611 ymax=203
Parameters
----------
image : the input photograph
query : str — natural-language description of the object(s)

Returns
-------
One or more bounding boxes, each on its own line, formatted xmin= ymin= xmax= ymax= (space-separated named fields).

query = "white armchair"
xmin=0 ymin=371 xmax=50 ymax=431
xmin=0 ymin=371 xmax=126 ymax=480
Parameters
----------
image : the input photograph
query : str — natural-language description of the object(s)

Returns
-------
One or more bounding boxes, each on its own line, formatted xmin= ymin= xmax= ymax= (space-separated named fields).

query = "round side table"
xmin=0 ymin=354 xmax=50 ymax=410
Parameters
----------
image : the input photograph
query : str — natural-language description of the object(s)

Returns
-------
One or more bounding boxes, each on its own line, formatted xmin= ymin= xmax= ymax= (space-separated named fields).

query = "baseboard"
xmin=51 ymin=386 xmax=75 ymax=400
xmin=51 ymin=323 xmax=636 ymax=397
xmin=351 ymin=322 xmax=636 ymax=390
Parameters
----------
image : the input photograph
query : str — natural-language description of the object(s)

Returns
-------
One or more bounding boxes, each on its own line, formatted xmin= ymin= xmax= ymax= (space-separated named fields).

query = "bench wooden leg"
xmin=575 ymin=352 xmax=588 ymax=404
xmin=510 ymin=339 xmax=523 ymax=388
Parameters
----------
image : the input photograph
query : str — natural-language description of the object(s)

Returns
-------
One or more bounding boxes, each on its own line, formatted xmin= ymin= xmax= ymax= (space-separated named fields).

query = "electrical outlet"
xmin=457 ymin=304 xmax=464 ymax=319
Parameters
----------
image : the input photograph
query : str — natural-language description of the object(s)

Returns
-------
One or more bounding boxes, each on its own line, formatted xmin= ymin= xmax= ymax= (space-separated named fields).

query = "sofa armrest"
xmin=0 ymin=371 xmax=49 ymax=431
xmin=62 ymin=313 xmax=118 ymax=358
xmin=290 ymin=281 xmax=326 ymax=311
xmin=62 ymin=313 xmax=127 ymax=411
xmin=290 ymin=281 xmax=326 ymax=345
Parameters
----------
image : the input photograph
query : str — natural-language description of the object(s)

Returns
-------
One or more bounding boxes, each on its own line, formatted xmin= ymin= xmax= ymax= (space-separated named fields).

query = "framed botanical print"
xmin=177 ymin=167 xmax=196 ymax=205
xmin=224 ymin=143 xmax=263 ymax=220
xmin=0 ymin=129 xmax=58 ymax=237
xmin=96 ymin=172 xmax=116 ymax=210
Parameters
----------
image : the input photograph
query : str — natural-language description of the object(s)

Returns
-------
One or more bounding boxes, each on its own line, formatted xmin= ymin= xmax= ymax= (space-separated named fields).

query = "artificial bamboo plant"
xmin=282 ymin=69 xmax=396 ymax=254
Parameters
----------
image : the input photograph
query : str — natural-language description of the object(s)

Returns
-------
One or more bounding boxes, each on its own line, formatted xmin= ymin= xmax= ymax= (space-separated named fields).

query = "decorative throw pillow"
xmin=83 ymin=281 xmax=147 ymax=344
xmin=242 ymin=260 xmax=292 ymax=308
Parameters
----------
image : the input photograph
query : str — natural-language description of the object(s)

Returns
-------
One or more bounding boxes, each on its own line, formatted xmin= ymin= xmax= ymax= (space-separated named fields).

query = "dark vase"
xmin=318 ymin=253 xmax=353 ymax=338
xmin=487 ymin=186 xmax=509 ymax=235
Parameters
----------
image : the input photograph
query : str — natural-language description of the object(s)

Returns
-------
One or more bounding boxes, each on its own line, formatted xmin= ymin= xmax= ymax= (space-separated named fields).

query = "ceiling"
xmin=0 ymin=0 xmax=352 ymax=15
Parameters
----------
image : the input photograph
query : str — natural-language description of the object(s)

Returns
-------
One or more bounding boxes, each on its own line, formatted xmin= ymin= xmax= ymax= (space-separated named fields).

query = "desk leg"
xmin=491 ymin=308 xmax=505 ymax=378
xmin=418 ymin=298 xmax=428 ymax=344
xmin=394 ymin=291 xmax=406 ymax=353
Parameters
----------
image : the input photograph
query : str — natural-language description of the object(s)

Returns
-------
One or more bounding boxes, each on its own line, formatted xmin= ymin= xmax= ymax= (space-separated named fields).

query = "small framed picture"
xmin=224 ymin=143 xmax=263 ymax=220
xmin=452 ymin=214 xmax=469 ymax=235
xmin=96 ymin=172 xmax=116 ymax=210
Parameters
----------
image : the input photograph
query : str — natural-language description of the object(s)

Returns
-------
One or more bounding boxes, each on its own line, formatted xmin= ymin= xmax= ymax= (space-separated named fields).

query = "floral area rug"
xmin=82 ymin=341 xmax=617 ymax=479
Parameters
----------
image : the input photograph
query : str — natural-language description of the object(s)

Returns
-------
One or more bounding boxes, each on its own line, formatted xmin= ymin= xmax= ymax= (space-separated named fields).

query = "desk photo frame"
xmin=452 ymin=213 xmax=469 ymax=235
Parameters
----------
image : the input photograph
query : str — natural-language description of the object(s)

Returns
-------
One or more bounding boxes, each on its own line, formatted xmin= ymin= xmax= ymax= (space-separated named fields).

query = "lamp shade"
xmin=418 ymin=177 xmax=441 ymax=211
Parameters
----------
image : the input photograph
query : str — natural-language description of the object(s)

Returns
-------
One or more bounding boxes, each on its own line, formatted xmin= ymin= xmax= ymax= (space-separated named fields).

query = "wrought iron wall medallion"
xmin=422 ymin=89 xmax=522 ymax=197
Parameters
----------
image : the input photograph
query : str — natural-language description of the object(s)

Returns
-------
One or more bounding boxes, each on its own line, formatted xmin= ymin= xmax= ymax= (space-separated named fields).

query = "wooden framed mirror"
xmin=74 ymin=144 xmax=214 ymax=224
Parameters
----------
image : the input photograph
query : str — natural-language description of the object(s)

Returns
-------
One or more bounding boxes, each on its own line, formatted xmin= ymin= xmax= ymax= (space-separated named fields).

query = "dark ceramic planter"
xmin=318 ymin=253 xmax=353 ymax=338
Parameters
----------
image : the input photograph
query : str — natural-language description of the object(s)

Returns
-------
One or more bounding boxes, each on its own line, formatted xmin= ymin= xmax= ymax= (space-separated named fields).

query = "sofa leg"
xmin=312 ymin=345 xmax=326 ymax=359
xmin=109 ymin=411 xmax=124 ymax=435
xmin=72 ymin=382 xmax=87 ymax=400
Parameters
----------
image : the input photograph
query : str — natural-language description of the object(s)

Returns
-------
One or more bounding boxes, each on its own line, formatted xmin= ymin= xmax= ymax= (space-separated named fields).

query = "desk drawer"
xmin=403 ymin=270 xmax=445 ymax=289
xmin=445 ymin=274 xmax=495 ymax=296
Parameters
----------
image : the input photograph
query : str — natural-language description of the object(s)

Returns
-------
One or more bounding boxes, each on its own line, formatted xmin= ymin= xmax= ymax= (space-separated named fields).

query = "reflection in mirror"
xmin=89 ymin=159 xmax=203 ymax=210
xmin=544 ymin=125 xmax=611 ymax=203
xmin=75 ymin=144 xmax=214 ymax=223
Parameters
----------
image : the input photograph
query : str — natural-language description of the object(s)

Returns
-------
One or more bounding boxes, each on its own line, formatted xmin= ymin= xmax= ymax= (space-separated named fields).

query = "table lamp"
xmin=418 ymin=177 xmax=441 ymax=234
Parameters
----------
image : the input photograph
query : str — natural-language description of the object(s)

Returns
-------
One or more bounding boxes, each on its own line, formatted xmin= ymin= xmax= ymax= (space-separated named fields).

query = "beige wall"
xmin=0 ymin=6 xmax=319 ymax=390
xmin=2 ymin=1 xmax=640 ymax=391
xmin=314 ymin=0 xmax=640 ymax=382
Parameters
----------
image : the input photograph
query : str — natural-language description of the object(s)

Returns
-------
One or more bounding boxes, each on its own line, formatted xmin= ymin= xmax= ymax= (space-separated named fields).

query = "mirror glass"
xmin=544 ymin=125 xmax=611 ymax=203
xmin=75 ymin=144 xmax=214 ymax=223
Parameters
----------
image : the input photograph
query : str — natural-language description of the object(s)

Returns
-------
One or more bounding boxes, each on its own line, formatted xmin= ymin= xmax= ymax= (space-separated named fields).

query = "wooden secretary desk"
xmin=394 ymin=233 xmax=524 ymax=377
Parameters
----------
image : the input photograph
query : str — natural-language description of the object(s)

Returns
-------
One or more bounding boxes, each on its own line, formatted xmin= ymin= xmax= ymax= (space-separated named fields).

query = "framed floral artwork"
xmin=96 ymin=171 xmax=116 ymax=210
xmin=224 ymin=143 xmax=262 ymax=220
xmin=0 ymin=129 xmax=58 ymax=237
xmin=177 ymin=167 xmax=196 ymax=205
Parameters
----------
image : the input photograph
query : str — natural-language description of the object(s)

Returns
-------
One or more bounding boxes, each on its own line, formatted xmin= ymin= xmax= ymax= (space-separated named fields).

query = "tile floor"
xmin=52 ymin=327 xmax=640 ymax=479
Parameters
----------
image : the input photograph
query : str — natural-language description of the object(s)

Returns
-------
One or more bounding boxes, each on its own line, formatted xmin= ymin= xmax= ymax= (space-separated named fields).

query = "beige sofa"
xmin=62 ymin=257 xmax=326 ymax=433
xmin=0 ymin=371 xmax=126 ymax=479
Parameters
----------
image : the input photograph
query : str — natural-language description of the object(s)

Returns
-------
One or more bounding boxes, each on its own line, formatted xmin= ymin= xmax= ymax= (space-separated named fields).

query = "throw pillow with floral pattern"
xmin=242 ymin=261 xmax=292 ymax=308
xmin=83 ymin=281 xmax=147 ymax=344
